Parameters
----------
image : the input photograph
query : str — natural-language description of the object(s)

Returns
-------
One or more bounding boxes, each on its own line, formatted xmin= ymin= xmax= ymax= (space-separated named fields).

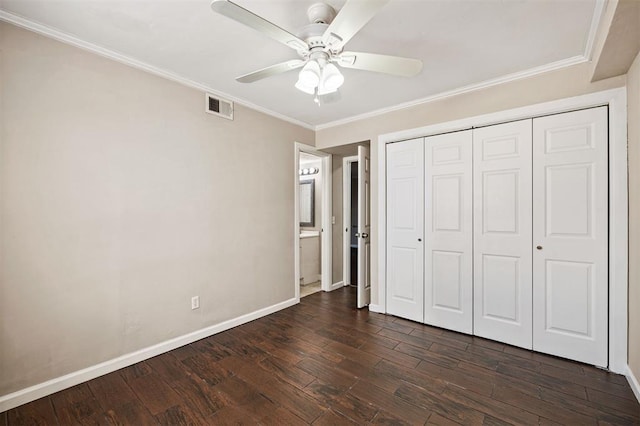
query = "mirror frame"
xmin=299 ymin=179 xmax=315 ymax=227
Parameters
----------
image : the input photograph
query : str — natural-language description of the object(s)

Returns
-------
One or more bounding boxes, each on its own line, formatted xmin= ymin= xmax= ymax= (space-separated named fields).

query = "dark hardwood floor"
xmin=3 ymin=287 xmax=639 ymax=425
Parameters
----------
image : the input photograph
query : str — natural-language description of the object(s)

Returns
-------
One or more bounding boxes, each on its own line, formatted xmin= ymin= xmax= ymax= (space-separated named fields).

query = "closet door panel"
xmin=424 ymin=131 xmax=473 ymax=334
xmin=473 ymin=120 xmax=533 ymax=349
xmin=386 ymin=138 xmax=424 ymax=322
xmin=532 ymin=106 xmax=608 ymax=367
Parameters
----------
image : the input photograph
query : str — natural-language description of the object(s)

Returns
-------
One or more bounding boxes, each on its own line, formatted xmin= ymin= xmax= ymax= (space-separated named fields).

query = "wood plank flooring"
xmin=3 ymin=287 xmax=639 ymax=425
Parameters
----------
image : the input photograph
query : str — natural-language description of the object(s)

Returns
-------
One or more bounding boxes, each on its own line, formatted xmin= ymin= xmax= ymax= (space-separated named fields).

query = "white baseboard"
xmin=0 ymin=297 xmax=298 ymax=413
xmin=301 ymin=273 xmax=321 ymax=285
xmin=626 ymin=364 xmax=640 ymax=403
xmin=328 ymin=281 xmax=344 ymax=291
xmin=368 ymin=303 xmax=384 ymax=313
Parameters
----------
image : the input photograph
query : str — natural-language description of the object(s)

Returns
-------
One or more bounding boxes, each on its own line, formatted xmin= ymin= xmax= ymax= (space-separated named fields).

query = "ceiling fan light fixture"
xmin=321 ymin=63 xmax=344 ymax=92
xmin=317 ymin=75 xmax=337 ymax=95
xmin=295 ymin=78 xmax=316 ymax=95
xmin=298 ymin=60 xmax=321 ymax=87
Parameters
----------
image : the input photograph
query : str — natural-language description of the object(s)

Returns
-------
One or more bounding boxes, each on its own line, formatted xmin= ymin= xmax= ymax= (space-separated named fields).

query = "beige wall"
xmin=0 ymin=22 xmax=314 ymax=396
xmin=628 ymin=50 xmax=640 ymax=380
xmin=316 ymin=62 xmax=625 ymax=306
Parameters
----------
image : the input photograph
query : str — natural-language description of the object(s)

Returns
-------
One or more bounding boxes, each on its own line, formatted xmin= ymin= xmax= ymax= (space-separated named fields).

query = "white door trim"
xmin=294 ymin=143 xmax=333 ymax=299
xmin=342 ymin=155 xmax=358 ymax=286
xmin=376 ymin=87 xmax=628 ymax=373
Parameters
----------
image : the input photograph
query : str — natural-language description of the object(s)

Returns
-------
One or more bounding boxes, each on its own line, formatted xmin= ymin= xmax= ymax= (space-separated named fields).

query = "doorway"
xmin=294 ymin=143 xmax=332 ymax=300
xmin=341 ymin=145 xmax=371 ymax=308
xmin=342 ymin=156 xmax=358 ymax=288
xmin=299 ymin=151 xmax=323 ymax=297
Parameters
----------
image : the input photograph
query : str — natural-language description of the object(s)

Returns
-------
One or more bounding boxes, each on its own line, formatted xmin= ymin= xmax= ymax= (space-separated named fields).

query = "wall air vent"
xmin=205 ymin=93 xmax=234 ymax=120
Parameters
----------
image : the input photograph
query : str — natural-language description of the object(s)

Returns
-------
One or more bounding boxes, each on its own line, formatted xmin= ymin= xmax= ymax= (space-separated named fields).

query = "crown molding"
xmin=315 ymin=54 xmax=587 ymax=131
xmin=1 ymin=3 xmax=604 ymax=134
xmin=315 ymin=0 xmax=604 ymax=131
xmin=0 ymin=10 xmax=315 ymax=131
xmin=584 ymin=0 xmax=607 ymax=61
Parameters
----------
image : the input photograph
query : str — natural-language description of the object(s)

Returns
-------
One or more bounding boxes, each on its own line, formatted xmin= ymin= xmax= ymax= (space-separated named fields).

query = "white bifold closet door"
xmin=473 ymin=120 xmax=533 ymax=349
xmin=532 ymin=106 xmax=608 ymax=367
xmin=424 ymin=131 xmax=473 ymax=334
xmin=386 ymin=138 xmax=424 ymax=322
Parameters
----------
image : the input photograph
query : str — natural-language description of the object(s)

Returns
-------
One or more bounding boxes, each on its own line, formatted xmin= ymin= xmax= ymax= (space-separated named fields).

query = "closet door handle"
xmin=536 ymin=245 xmax=543 ymax=250
xmin=361 ymin=233 xmax=369 ymax=238
xmin=418 ymin=238 xmax=422 ymax=242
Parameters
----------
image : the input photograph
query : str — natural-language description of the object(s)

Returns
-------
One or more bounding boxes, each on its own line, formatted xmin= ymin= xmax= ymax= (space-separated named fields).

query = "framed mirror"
xmin=300 ymin=179 xmax=315 ymax=227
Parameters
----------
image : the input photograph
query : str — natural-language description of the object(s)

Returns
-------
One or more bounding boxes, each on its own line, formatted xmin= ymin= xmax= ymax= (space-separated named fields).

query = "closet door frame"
xmin=376 ymin=87 xmax=628 ymax=374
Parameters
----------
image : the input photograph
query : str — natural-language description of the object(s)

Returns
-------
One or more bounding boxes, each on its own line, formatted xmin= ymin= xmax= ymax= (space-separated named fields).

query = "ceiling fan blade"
xmin=322 ymin=0 xmax=390 ymax=51
xmin=236 ymin=60 xmax=305 ymax=83
xmin=337 ymin=51 xmax=423 ymax=77
xmin=211 ymin=0 xmax=308 ymax=52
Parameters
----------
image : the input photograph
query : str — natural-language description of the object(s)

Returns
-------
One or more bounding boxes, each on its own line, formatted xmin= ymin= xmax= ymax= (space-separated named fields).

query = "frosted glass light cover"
xmin=321 ymin=63 xmax=344 ymax=91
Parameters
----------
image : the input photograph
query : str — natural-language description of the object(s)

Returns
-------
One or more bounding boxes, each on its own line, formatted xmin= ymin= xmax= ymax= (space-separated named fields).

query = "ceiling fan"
xmin=210 ymin=0 xmax=423 ymax=103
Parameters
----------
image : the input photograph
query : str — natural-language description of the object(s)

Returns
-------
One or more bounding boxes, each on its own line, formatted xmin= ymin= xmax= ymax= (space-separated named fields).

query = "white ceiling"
xmin=0 ymin=0 xmax=599 ymax=128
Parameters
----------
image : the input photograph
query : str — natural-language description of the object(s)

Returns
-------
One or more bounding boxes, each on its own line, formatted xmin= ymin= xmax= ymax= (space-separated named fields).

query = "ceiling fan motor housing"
xmin=306 ymin=3 xmax=336 ymax=24
xmin=299 ymin=3 xmax=338 ymax=53
xmin=297 ymin=23 xmax=329 ymax=48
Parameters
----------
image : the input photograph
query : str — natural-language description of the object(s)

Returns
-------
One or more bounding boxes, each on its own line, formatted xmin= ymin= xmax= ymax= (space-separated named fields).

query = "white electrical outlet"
xmin=191 ymin=296 xmax=200 ymax=310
